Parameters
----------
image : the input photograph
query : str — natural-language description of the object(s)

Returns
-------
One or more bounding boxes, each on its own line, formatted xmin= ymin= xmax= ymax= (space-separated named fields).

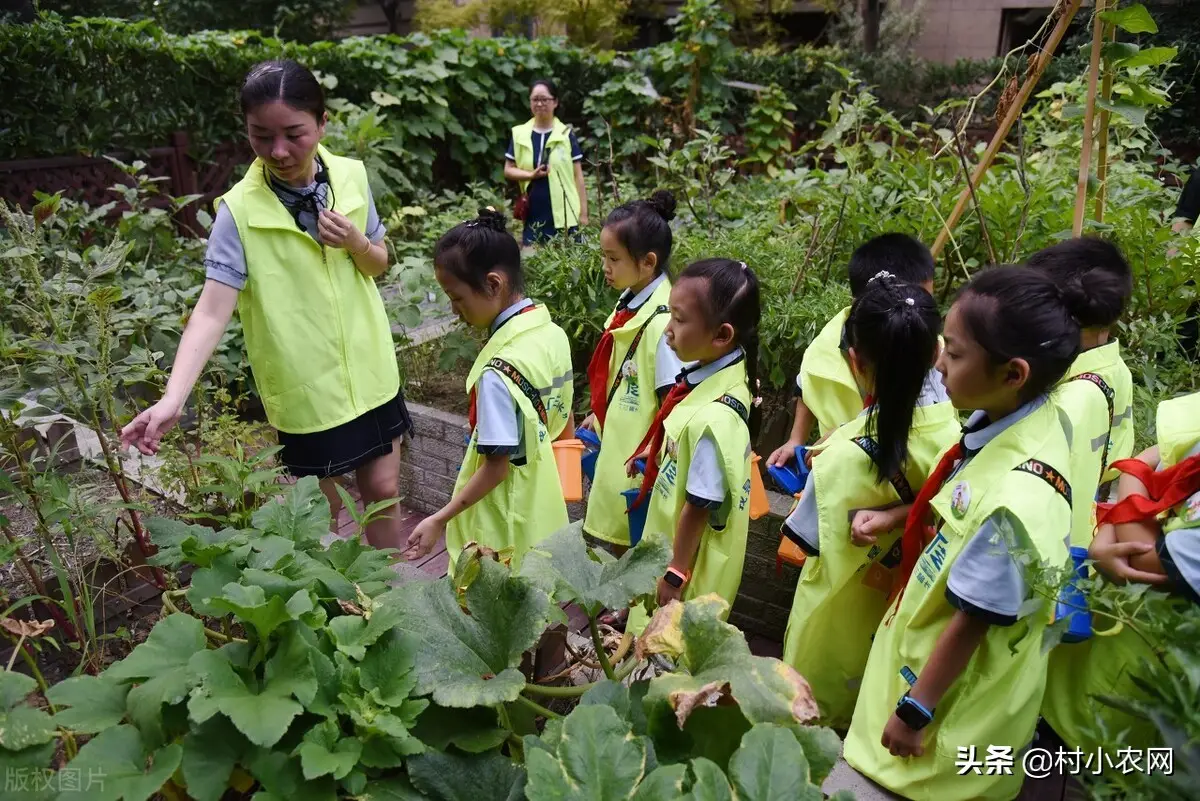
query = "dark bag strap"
xmin=715 ymin=394 xmax=750 ymax=425
xmin=1070 ymin=371 xmax=1116 ymax=476
xmin=606 ymin=305 xmax=670 ymax=407
xmin=850 ymin=436 xmax=917 ymax=504
xmin=1013 ymin=458 xmax=1073 ymax=508
xmin=488 ymin=357 xmax=547 ymax=426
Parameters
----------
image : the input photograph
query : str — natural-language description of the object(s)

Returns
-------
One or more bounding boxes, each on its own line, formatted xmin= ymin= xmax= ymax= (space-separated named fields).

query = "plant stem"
xmin=516 ymin=693 xmax=563 ymax=721
xmin=522 ymin=655 xmax=644 ymax=698
xmin=588 ymin=616 xmax=616 ymax=680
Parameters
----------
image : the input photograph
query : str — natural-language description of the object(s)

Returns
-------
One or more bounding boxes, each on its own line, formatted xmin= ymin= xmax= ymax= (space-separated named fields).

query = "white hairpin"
xmin=905 ymin=298 xmax=915 ymax=306
xmin=868 ymin=270 xmax=894 ymax=284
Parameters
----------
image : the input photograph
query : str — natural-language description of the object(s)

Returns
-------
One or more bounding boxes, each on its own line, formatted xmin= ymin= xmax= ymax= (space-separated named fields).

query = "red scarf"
xmin=468 ymin=304 xmax=537 ymax=431
xmin=887 ymin=441 xmax=965 ymax=616
xmin=1095 ymin=453 xmax=1200 ymax=526
xmin=585 ymin=307 xmax=637 ymax=429
xmin=627 ymin=379 xmax=692 ymax=511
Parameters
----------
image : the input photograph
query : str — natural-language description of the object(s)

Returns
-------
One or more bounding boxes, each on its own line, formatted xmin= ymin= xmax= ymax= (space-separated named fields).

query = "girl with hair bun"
xmin=405 ymin=209 xmax=574 ymax=568
xmin=780 ymin=275 xmax=959 ymax=729
xmin=582 ymin=189 xmax=686 ymax=555
xmin=845 ymin=265 xmax=1078 ymax=801
xmin=122 ymin=59 xmax=412 ymax=551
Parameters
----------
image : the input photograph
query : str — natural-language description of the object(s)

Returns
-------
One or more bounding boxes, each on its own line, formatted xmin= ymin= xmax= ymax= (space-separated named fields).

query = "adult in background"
xmin=121 ymin=60 xmax=412 ymax=551
xmin=504 ymin=78 xmax=588 ymax=246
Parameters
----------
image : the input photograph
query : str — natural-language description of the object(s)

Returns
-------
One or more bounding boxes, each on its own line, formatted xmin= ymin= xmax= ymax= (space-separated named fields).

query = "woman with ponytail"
xmin=844 ymin=266 xmax=1077 ymax=801
xmin=780 ymin=274 xmax=959 ymax=728
xmin=405 ymin=208 xmax=573 ymax=569
xmin=623 ymin=258 xmax=760 ymax=634
xmin=581 ymin=190 xmax=684 ymax=554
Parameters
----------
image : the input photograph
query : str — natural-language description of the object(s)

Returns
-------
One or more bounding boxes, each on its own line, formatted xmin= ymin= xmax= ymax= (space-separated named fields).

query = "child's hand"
xmin=626 ymin=447 xmax=652 ymax=478
xmin=767 ymin=439 xmax=800 ymax=468
xmin=404 ymin=515 xmax=445 ymax=561
xmin=881 ymin=712 xmax=926 ymax=758
xmin=579 ymin=413 xmax=596 ymax=433
xmin=850 ymin=509 xmax=892 ymax=547
xmin=1089 ymin=524 xmax=1168 ymax=586
xmin=657 ymin=576 xmax=683 ymax=606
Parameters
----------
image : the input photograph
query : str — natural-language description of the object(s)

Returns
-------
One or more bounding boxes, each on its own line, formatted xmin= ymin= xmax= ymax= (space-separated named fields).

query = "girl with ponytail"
xmin=623 ymin=258 xmax=760 ymax=634
xmin=844 ymin=265 xmax=1078 ymax=801
xmin=581 ymin=190 xmax=684 ymax=556
xmin=405 ymin=208 xmax=574 ymax=569
xmin=779 ymin=274 xmax=960 ymax=728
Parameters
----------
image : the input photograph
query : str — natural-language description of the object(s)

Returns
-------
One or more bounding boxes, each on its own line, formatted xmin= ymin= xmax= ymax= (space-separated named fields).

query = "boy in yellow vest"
xmin=405 ymin=209 xmax=573 ymax=569
xmin=768 ymin=233 xmax=939 ymax=469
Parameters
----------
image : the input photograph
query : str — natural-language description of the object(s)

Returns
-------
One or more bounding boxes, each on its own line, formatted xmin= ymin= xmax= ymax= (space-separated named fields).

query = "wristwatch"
xmin=895 ymin=692 xmax=935 ymax=730
xmin=664 ymin=566 xmax=690 ymax=588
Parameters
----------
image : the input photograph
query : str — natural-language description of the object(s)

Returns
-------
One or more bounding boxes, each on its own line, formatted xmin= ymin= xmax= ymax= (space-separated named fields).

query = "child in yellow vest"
xmin=625 ymin=259 xmax=760 ymax=634
xmin=405 ymin=208 xmax=573 ymax=569
xmin=768 ymin=233 xmax=938 ymax=470
xmin=1042 ymin=391 xmax=1200 ymax=752
xmin=781 ymin=274 xmax=960 ymax=728
xmin=581 ymin=190 xmax=685 ymax=553
xmin=1034 ymin=238 xmax=1143 ymax=752
xmin=844 ymin=266 xmax=1079 ymax=801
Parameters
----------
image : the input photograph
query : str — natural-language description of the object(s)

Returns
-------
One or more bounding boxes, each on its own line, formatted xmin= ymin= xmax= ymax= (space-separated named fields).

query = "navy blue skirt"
xmin=277 ymin=390 xmax=412 ymax=479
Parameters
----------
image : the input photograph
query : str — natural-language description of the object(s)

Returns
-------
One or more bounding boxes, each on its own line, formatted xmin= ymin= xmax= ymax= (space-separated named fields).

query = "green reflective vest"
xmin=511 ymin=117 xmax=582 ymax=231
xmin=583 ymin=279 xmax=673 ymax=546
xmin=447 ymin=305 xmax=574 ymax=571
xmin=628 ymin=360 xmax=753 ymax=635
xmin=1054 ymin=340 xmax=1135 ymax=547
xmin=782 ymin=400 xmax=960 ymax=728
xmin=845 ymin=400 xmax=1072 ymax=801
xmin=799 ymin=307 xmax=862 ymax=437
xmin=216 ymin=146 xmax=399 ymax=434
xmin=1042 ymin=391 xmax=1196 ymax=752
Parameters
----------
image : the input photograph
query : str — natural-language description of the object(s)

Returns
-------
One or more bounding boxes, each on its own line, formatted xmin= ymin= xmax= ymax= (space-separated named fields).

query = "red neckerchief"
xmin=585 ymin=306 xmax=637 ymax=429
xmin=1095 ymin=453 xmax=1200 ymax=526
xmin=627 ymin=378 xmax=692 ymax=511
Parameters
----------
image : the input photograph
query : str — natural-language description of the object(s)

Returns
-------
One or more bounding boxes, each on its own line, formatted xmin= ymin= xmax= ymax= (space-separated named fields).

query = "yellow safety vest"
xmin=583 ymin=279 xmax=673 ymax=546
xmin=799 ymin=306 xmax=862 ymax=437
xmin=1054 ymin=340 xmax=1135 ymax=547
xmin=1042 ymin=391 xmax=1197 ymax=752
xmin=845 ymin=400 xmax=1072 ymax=801
xmin=447 ymin=305 xmax=574 ymax=571
xmin=511 ymin=117 xmax=582 ymax=232
xmin=628 ymin=360 xmax=753 ymax=635
xmin=782 ymin=400 xmax=960 ymax=728
xmin=217 ymin=145 xmax=399 ymax=434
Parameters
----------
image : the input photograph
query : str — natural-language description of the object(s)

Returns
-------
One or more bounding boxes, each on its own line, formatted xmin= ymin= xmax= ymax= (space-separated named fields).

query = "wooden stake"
xmin=933 ymin=0 xmax=1084 ymax=257
xmin=1074 ymin=0 xmax=1107 ymax=235
xmin=1094 ymin=16 xmax=1117 ymax=224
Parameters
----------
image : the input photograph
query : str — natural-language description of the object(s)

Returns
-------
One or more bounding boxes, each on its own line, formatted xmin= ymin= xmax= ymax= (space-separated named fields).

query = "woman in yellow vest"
xmin=768 ymin=233 xmax=938 ymax=469
xmin=624 ymin=258 xmax=760 ymax=634
xmin=844 ymin=266 xmax=1079 ymax=801
xmin=404 ymin=209 xmax=573 ymax=569
xmin=504 ymin=79 xmax=588 ymax=246
xmin=581 ymin=190 xmax=684 ymax=554
xmin=780 ymin=274 xmax=959 ymax=729
xmin=1042 ymin=391 xmax=1200 ymax=753
xmin=121 ymin=60 xmax=410 ymax=550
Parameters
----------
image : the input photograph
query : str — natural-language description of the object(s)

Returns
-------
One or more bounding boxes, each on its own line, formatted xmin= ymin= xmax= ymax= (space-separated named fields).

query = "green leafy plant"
xmin=740 ymin=83 xmax=798 ymax=178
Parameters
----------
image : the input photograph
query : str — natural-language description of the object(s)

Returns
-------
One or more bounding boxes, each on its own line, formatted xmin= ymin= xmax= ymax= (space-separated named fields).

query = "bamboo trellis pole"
xmin=1073 ymin=0 xmax=1108 ymax=235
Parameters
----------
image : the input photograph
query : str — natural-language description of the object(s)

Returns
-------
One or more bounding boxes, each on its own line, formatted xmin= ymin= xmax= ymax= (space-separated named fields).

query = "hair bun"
xmin=645 ymin=190 xmax=677 ymax=223
xmin=476 ymin=206 xmax=509 ymax=233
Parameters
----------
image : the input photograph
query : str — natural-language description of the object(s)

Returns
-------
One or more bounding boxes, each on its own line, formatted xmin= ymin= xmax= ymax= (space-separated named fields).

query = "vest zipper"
xmin=321 ymin=243 xmax=358 ymax=411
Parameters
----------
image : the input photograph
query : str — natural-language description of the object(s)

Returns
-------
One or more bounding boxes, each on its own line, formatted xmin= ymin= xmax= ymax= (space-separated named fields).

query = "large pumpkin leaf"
xmin=726 ymin=724 xmax=820 ymax=801
xmin=525 ymin=704 xmax=651 ymax=801
xmin=639 ymin=595 xmax=820 ymax=728
xmin=580 ymin=679 xmax=650 ymax=736
xmin=47 ymin=674 xmax=129 ymax=733
xmin=518 ymin=521 xmax=669 ymax=615
xmin=145 ymin=518 xmax=247 ymax=568
xmin=407 ymin=749 xmax=525 ymax=801
xmin=206 ymin=583 xmax=314 ymax=642
xmin=681 ymin=758 xmax=734 ymax=801
xmin=0 ymin=672 xmax=51 ymax=751
xmin=0 ymin=741 xmax=56 ymax=801
xmin=58 ymin=725 xmax=181 ymax=801
xmin=388 ymin=556 xmax=553 ymax=707
xmin=0 ymin=670 xmax=36 ymax=709
xmin=251 ymin=475 xmax=330 ymax=546
xmin=187 ymin=649 xmax=303 ymax=747
xmin=409 ymin=703 xmax=508 ymax=754
xmin=181 ymin=715 xmax=248 ymax=801
xmin=245 ymin=748 xmax=338 ymax=801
